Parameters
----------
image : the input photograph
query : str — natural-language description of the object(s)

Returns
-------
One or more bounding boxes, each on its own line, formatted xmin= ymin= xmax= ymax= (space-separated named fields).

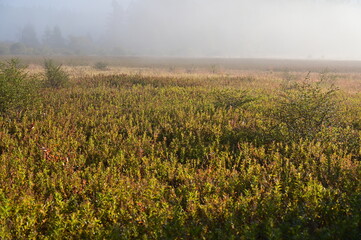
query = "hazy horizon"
xmin=1 ymin=0 xmax=361 ymax=60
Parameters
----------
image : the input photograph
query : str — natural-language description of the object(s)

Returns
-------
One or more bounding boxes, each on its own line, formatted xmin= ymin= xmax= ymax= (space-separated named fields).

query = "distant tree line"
xmin=0 ymin=23 xmax=96 ymax=56
xmin=1 ymin=0 xmax=360 ymax=56
xmin=0 ymin=0 xmax=127 ymax=56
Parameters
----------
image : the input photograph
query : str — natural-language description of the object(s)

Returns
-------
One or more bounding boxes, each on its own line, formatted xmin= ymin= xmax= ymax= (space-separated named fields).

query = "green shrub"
xmin=93 ymin=62 xmax=108 ymax=71
xmin=10 ymin=42 xmax=27 ymax=55
xmin=0 ymin=59 xmax=39 ymax=115
xmin=211 ymin=88 xmax=254 ymax=109
xmin=0 ymin=43 xmax=10 ymax=55
xmin=275 ymin=77 xmax=339 ymax=141
xmin=0 ymin=69 xmax=360 ymax=239
xmin=43 ymin=59 xmax=69 ymax=88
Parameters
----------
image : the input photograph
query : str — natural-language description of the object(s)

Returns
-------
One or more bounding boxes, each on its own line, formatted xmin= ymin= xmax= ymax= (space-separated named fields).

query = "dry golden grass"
xmin=18 ymin=56 xmax=361 ymax=93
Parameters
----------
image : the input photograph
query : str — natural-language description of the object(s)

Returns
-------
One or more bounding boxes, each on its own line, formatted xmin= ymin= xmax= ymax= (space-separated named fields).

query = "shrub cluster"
xmin=0 ymin=62 xmax=360 ymax=239
xmin=0 ymin=59 xmax=39 ymax=116
xmin=275 ymin=78 xmax=339 ymax=141
xmin=93 ymin=61 xmax=108 ymax=71
xmin=43 ymin=59 xmax=69 ymax=88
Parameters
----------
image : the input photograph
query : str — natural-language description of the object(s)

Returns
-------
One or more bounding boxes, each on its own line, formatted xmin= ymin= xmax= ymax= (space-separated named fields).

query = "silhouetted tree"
xmin=69 ymin=34 xmax=94 ymax=55
xmin=0 ymin=42 xmax=10 ymax=55
xmin=10 ymin=42 xmax=26 ymax=54
xmin=20 ymin=24 xmax=39 ymax=48
xmin=43 ymin=26 xmax=65 ymax=49
xmin=107 ymin=0 xmax=125 ymax=48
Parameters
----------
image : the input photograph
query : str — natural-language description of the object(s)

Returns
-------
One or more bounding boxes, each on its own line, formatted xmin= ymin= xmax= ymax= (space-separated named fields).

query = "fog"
xmin=1 ymin=0 xmax=361 ymax=59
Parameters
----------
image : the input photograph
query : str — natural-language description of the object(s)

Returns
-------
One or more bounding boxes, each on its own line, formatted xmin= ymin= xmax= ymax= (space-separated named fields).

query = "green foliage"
xmin=43 ymin=59 xmax=69 ymax=88
xmin=275 ymin=76 xmax=339 ymax=141
xmin=0 ymin=43 xmax=10 ymax=55
xmin=0 ymin=59 xmax=39 ymax=115
xmin=0 ymin=71 xmax=360 ymax=239
xmin=93 ymin=61 xmax=108 ymax=70
xmin=211 ymin=88 xmax=254 ymax=109
xmin=10 ymin=42 xmax=27 ymax=55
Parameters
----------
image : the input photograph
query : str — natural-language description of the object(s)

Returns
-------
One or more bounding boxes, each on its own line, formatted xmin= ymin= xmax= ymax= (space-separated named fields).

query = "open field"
xmin=0 ymin=56 xmax=360 ymax=239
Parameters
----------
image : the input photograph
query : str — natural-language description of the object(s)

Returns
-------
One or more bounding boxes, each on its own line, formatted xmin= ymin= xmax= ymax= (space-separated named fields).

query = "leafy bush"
xmin=0 ymin=68 xmax=360 ymax=239
xmin=0 ymin=43 xmax=10 ymax=55
xmin=275 ymin=77 xmax=339 ymax=141
xmin=43 ymin=59 xmax=69 ymax=88
xmin=10 ymin=42 xmax=27 ymax=55
xmin=211 ymin=88 xmax=254 ymax=109
xmin=93 ymin=62 xmax=108 ymax=70
xmin=0 ymin=59 xmax=39 ymax=115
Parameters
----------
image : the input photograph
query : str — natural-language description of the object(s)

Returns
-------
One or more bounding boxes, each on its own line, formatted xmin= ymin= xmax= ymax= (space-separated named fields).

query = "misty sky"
xmin=1 ymin=0 xmax=361 ymax=59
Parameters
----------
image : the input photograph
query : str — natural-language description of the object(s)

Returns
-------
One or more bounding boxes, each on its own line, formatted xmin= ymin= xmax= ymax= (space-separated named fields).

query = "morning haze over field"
xmin=1 ymin=0 xmax=361 ymax=59
xmin=0 ymin=1 xmax=360 ymax=239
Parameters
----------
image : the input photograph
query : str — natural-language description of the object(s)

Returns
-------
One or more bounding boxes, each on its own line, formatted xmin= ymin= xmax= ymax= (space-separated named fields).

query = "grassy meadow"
xmin=0 ymin=56 xmax=360 ymax=239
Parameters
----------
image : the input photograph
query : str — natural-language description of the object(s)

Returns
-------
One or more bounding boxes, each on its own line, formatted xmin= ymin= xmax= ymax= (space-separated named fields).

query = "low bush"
xmin=0 ymin=67 xmax=360 ymax=239
xmin=211 ymin=88 xmax=254 ymax=109
xmin=0 ymin=58 xmax=39 ymax=115
xmin=275 ymin=77 xmax=339 ymax=141
xmin=93 ymin=61 xmax=108 ymax=70
xmin=43 ymin=59 xmax=69 ymax=88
